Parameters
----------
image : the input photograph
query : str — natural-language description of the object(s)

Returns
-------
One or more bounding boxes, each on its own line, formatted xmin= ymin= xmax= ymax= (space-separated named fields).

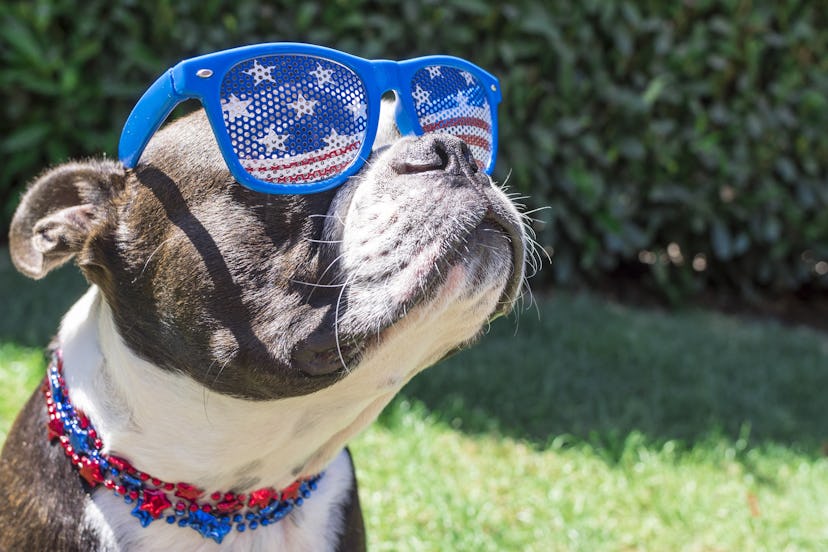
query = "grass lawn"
xmin=1 ymin=247 xmax=827 ymax=550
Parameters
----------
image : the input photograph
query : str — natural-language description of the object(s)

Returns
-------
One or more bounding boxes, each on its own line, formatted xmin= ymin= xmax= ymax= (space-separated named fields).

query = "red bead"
xmin=129 ymin=490 xmax=139 ymax=500
xmin=47 ymin=419 xmax=64 ymax=440
xmin=164 ymin=483 xmax=175 ymax=491
xmin=139 ymin=489 xmax=172 ymax=519
xmin=152 ymin=478 xmax=162 ymax=486
xmin=202 ymin=504 xmax=212 ymax=513
xmin=140 ymin=473 xmax=150 ymax=481
xmin=217 ymin=498 xmax=243 ymax=513
xmin=189 ymin=504 xmax=198 ymax=512
xmin=248 ymin=488 xmax=273 ymax=508
xmin=175 ymin=483 xmax=204 ymax=501
xmin=211 ymin=492 xmax=221 ymax=501
xmin=78 ymin=460 xmax=104 ymax=487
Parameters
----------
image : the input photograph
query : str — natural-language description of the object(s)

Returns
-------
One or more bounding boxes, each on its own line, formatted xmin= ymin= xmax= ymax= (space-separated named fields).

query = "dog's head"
xmin=9 ymin=100 xmax=526 ymax=401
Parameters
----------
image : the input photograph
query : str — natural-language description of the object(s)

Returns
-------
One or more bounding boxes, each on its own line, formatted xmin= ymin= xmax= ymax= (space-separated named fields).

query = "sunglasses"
xmin=118 ymin=43 xmax=502 ymax=194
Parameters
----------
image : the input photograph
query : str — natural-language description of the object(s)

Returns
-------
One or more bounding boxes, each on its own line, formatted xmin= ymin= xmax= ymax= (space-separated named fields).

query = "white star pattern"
xmin=288 ymin=93 xmax=318 ymax=118
xmin=322 ymin=128 xmax=352 ymax=150
xmin=460 ymin=70 xmax=475 ymax=86
xmin=345 ymin=99 xmax=367 ymax=121
xmin=244 ymin=60 xmax=276 ymax=86
xmin=426 ymin=66 xmax=442 ymax=79
xmin=308 ymin=64 xmax=335 ymax=87
xmin=455 ymin=91 xmax=469 ymax=108
xmin=221 ymin=94 xmax=254 ymax=122
xmin=412 ymin=84 xmax=431 ymax=108
xmin=256 ymin=126 xmax=290 ymax=153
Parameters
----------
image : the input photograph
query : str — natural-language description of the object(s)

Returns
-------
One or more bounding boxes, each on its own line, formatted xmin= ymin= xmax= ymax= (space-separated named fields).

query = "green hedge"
xmin=1 ymin=0 xmax=826 ymax=298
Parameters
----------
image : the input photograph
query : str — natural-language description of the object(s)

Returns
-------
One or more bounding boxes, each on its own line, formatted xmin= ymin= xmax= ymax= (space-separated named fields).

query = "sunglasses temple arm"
xmin=118 ymin=69 xmax=184 ymax=168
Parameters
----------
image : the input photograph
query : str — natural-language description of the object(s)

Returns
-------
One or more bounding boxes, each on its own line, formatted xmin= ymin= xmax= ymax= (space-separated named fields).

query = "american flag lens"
xmin=410 ymin=65 xmax=494 ymax=170
xmin=220 ymin=55 xmax=369 ymax=185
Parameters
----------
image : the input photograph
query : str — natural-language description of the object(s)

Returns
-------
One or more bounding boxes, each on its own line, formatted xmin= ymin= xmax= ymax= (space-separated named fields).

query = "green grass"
xmin=1 ymin=247 xmax=827 ymax=550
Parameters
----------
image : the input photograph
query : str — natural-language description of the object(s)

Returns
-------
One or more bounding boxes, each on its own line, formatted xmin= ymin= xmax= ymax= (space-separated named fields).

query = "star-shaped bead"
xmin=426 ymin=66 xmax=442 ymax=79
xmin=248 ymin=488 xmax=274 ymax=509
xmin=78 ymin=459 xmax=104 ymax=487
xmin=47 ymin=418 xmax=64 ymax=440
xmin=139 ymin=488 xmax=172 ymax=518
xmin=308 ymin=63 xmax=335 ymax=86
xmin=460 ymin=70 xmax=475 ymax=86
xmin=244 ymin=60 xmax=276 ymax=86
xmin=280 ymin=481 xmax=302 ymax=500
xmin=412 ymin=84 xmax=431 ymax=108
xmin=345 ymin=99 xmax=367 ymax=121
xmin=256 ymin=126 xmax=290 ymax=153
xmin=288 ymin=93 xmax=318 ymax=118
xmin=222 ymin=94 xmax=254 ymax=123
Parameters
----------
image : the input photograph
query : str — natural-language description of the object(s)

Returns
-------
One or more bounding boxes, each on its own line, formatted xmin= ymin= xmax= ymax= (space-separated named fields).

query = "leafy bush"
xmin=1 ymin=0 xmax=826 ymax=298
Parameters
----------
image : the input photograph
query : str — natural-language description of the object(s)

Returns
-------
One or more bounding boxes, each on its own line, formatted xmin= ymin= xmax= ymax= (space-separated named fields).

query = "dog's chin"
xmin=305 ymin=149 xmax=525 ymax=378
xmin=381 ymin=217 xmax=517 ymax=327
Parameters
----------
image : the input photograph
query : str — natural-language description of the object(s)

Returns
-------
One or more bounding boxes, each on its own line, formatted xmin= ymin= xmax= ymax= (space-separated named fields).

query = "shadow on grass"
xmin=387 ymin=292 xmax=828 ymax=456
xmin=3 ymin=247 xmax=827 ymax=456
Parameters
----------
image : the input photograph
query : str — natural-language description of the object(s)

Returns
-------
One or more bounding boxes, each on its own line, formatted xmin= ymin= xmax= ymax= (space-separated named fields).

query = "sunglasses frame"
xmin=118 ymin=42 xmax=502 ymax=194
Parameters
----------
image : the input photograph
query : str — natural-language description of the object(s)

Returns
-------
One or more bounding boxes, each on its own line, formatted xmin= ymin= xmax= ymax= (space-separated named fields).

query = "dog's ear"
xmin=9 ymin=160 xmax=125 ymax=279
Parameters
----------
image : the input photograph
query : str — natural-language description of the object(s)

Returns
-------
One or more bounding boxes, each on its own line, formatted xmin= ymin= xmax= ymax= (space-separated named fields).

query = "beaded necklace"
xmin=43 ymin=350 xmax=323 ymax=544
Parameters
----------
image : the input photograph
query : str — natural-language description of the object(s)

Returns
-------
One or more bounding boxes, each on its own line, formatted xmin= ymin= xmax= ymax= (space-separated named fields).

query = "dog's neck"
xmin=57 ymin=286 xmax=388 ymax=494
xmin=57 ymin=280 xmax=489 ymax=495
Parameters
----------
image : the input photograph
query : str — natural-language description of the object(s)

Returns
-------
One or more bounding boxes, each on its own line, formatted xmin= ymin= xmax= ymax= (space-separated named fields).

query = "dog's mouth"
xmin=392 ymin=207 xmax=524 ymax=323
xmin=297 ymin=188 xmax=525 ymax=379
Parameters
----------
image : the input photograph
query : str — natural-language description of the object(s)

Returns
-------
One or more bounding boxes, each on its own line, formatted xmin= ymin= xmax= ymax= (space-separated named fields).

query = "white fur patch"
xmin=61 ymin=257 xmax=504 ymax=550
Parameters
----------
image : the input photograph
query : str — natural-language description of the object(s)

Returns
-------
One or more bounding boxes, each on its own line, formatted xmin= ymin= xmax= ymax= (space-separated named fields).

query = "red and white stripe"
xmin=419 ymin=104 xmax=492 ymax=169
xmin=240 ymin=139 xmax=362 ymax=184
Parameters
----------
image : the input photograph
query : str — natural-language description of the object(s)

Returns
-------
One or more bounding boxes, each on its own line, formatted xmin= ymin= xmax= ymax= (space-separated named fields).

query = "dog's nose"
xmin=390 ymin=134 xmax=479 ymax=177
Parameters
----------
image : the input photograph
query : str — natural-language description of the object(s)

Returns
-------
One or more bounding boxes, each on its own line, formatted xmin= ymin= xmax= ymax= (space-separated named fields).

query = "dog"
xmin=0 ymin=94 xmax=526 ymax=550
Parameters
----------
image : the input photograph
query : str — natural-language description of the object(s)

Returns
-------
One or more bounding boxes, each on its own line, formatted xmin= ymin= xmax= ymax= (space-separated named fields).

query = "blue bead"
xmin=178 ymin=519 xmax=189 ymax=527
xmin=122 ymin=474 xmax=142 ymax=488
xmin=245 ymin=512 xmax=255 ymax=520
xmin=233 ymin=514 xmax=242 ymax=523
xmin=131 ymin=503 xmax=155 ymax=528
xmin=309 ymin=482 xmax=318 ymax=490
xmin=294 ymin=497 xmax=303 ymax=507
xmin=237 ymin=523 xmax=246 ymax=532
xmin=302 ymin=490 xmax=311 ymax=498
xmin=249 ymin=521 xmax=258 ymax=530
xmin=124 ymin=496 xmax=133 ymax=504
xmin=166 ymin=516 xmax=176 ymax=524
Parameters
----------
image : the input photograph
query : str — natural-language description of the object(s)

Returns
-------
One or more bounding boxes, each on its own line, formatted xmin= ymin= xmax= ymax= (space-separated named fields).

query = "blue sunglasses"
xmin=119 ymin=42 xmax=502 ymax=194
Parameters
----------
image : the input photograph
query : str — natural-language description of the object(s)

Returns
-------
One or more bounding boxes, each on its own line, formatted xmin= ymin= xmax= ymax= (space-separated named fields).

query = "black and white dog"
xmin=0 ymin=99 xmax=526 ymax=550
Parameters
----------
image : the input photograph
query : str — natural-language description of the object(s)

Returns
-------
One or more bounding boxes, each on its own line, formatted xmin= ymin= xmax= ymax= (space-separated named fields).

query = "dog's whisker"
xmin=291 ymin=279 xmax=348 ymax=289
xmin=333 ymin=274 xmax=355 ymax=375
xmin=304 ymin=238 xmax=344 ymax=244
xmin=134 ymin=237 xmax=177 ymax=283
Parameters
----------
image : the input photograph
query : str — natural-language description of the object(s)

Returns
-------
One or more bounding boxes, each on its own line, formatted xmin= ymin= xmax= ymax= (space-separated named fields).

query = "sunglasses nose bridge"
xmin=369 ymin=59 xmax=418 ymax=137
xmin=370 ymin=59 xmax=400 ymax=93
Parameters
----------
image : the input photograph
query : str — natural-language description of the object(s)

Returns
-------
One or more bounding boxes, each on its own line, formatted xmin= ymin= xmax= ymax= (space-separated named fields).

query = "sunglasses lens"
xmin=410 ymin=65 xmax=494 ymax=171
xmin=220 ymin=55 xmax=369 ymax=186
